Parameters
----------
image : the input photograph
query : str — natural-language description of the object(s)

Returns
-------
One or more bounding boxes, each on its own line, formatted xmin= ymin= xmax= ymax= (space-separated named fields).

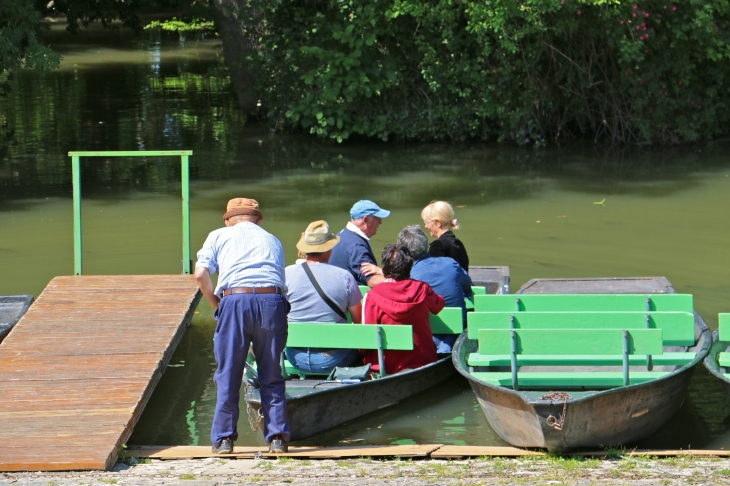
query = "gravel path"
xmin=1 ymin=455 xmax=729 ymax=485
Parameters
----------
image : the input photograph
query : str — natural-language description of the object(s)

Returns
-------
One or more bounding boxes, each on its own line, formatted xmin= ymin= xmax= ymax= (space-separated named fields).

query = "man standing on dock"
xmin=329 ymin=200 xmax=390 ymax=287
xmin=195 ymin=198 xmax=290 ymax=454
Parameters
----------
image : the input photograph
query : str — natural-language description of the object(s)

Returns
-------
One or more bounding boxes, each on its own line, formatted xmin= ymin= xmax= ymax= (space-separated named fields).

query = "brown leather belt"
xmin=223 ymin=287 xmax=282 ymax=296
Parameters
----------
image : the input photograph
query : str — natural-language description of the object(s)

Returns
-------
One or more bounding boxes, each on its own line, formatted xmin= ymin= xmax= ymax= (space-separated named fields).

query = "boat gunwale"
xmin=247 ymin=353 xmax=454 ymax=404
xmin=702 ymin=329 xmax=728 ymax=383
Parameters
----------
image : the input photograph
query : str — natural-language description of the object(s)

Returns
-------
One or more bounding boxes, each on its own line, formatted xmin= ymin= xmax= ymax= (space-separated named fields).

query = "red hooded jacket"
xmin=363 ymin=279 xmax=445 ymax=374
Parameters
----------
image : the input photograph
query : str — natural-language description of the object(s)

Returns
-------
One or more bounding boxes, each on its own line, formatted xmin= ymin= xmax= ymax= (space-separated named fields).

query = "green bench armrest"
xmin=719 ymin=313 xmax=730 ymax=342
xmin=718 ymin=352 xmax=730 ymax=368
xmin=287 ymin=323 xmax=413 ymax=350
xmin=477 ymin=328 xmax=664 ymax=355
xmin=468 ymin=311 xmax=694 ymax=346
xmin=468 ymin=352 xmax=696 ymax=367
xmin=429 ymin=307 xmax=464 ymax=334
xmin=474 ymin=294 xmax=693 ymax=313
xmin=472 ymin=371 xmax=670 ymax=388
xmin=471 ymin=286 xmax=487 ymax=295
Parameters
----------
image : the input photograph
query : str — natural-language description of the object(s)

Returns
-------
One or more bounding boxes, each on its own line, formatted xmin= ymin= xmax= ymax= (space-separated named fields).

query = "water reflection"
xmin=2 ymin=22 xmax=730 ymax=450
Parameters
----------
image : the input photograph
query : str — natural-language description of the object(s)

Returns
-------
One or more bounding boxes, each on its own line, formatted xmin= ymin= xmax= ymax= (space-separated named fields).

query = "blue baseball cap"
xmin=350 ymin=200 xmax=391 ymax=219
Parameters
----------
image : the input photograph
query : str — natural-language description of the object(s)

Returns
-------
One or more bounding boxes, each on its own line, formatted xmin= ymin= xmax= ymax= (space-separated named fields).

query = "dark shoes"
xmin=212 ymin=437 xmax=233 ymax=454
xmin=268 ymin=435 xmax=288 ymax=453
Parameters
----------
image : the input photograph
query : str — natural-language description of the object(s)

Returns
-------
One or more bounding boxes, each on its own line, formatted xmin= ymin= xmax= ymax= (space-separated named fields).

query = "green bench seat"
xmin=359 ymin=284 xmax=485 ymax=312
xmin=467 ymin=311 xmax=695 ymax=346
xmin=468 ymin=352 xmax=696 ymax=367
xmin=284 ymin=322 xmax=413 ymax=378
xmin=474 ymin=293 xmax=693 ymax=313
xmin=473 ymin=328 xmax=665 ymax=390
xmin=429 ymin=307 xmax=464 ymax=334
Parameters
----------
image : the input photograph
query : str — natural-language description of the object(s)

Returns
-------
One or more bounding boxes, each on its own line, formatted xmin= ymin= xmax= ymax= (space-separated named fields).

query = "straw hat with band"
xmin=223 ymin=198 xmax=263 ymax=221
xmin=297 ymin=221 xmax=340 ymax=253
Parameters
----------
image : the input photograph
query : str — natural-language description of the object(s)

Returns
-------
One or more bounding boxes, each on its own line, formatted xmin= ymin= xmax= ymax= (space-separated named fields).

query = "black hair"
xmin=381 ymin=244 xmax=413 ymax=281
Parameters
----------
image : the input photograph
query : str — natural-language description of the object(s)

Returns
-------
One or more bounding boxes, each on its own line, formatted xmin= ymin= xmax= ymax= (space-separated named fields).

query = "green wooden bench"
xmin=716 ymin=314 xmax=730 ymax=368
xmin=467 ymin=312 xmax=695 ymax=346
xmin=471 ymin=328 xmax=669 ymax=389
xmin=467 ymin=293 xmax=697 ymax=370
xmin=284 ymin=306 xmax=464 ymax=378
xmin=283 ymin=323 xmax=413 ymax=378
xmin=473 ymin=293 xmax=693 ymax=313
xmin=429 ymin=307 xmax=464 ymax=334
xmin=359 ymin=285 xmax=486 ymax=311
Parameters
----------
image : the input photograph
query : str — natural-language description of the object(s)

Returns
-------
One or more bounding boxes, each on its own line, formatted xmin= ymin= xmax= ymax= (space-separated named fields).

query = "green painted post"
xmin=68 ymin=150 xmax=193 ymax=275
xmin=181 ymin=154 xmax=191 ymax=274
xmin=72 ymin=155 xmax=82 ymax=275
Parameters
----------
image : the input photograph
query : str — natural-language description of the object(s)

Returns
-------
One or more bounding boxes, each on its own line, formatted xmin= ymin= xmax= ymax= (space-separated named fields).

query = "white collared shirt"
xmin=346 ymin=221 xmax=369 ymax=240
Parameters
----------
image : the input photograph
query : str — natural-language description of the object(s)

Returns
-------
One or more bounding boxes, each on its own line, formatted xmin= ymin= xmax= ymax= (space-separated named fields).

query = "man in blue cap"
xmin=329 ymin=200 xmax=390 ymax=287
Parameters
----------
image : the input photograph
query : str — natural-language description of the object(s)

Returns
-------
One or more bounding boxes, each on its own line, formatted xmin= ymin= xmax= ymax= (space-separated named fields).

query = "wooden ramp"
xmin=0 ymin=275 xmax=201 ymax=472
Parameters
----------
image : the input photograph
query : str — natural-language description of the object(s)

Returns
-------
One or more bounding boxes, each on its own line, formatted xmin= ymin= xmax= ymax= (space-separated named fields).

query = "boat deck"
xmin=0 ymin=275 xmax=201 ymax=471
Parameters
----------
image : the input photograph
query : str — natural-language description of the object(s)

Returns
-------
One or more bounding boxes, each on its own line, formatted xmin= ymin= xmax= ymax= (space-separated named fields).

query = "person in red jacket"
xmin=363 ymin=244 xmax=445 ymax=374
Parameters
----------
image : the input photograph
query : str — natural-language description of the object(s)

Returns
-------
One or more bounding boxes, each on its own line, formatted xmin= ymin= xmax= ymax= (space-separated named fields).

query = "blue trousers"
xmin=285 ymin=347 xmax=359 ymax=374
xmin=211 ymin=292 xmax=291 ymax=445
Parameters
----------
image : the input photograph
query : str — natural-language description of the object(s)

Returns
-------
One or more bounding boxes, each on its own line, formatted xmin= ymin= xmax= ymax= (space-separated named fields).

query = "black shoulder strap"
xmin=301 ymin=262 xmax=348 ymax=320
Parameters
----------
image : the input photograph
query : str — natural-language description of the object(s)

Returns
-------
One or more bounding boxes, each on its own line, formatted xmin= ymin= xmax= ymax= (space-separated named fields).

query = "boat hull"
xmin=455 ymin=277 xmax=711 ymax=452
xmin=703 ymin=330 xmax=730 ymax=398
xmin=246 ymin=355 xmax=455 ymax=441
xmin=0 ymin=295 xmax=33 ymax=343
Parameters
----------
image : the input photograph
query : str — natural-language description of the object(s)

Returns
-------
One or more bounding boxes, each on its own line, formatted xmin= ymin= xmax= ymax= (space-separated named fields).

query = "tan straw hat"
xmin=223 ymin=198 xmax=263 ymax=221
xmin=296 ymin=220 xmax=340 ymax=253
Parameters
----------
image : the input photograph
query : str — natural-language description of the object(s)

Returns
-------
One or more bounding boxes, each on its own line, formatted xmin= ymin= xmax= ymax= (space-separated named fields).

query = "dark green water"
xmin=2 ymin=22 xmax=730 ymax=450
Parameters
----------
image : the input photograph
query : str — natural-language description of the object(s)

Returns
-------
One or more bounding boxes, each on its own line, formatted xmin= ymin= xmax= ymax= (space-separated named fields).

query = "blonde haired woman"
xmin=420 ymin=201 xmax=469 ymax=272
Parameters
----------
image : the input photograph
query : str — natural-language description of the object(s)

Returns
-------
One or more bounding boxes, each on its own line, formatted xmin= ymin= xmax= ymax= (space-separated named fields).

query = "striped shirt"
xmin=195 ymin=222 xmax=287 ymax=298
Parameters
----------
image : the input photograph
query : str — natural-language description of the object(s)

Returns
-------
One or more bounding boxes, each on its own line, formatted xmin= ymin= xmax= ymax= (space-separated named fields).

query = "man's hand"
xmin=195 ymin=267 xmax=221 ymax=310
xmin=360 ymin=262 xmax=382 ymax=277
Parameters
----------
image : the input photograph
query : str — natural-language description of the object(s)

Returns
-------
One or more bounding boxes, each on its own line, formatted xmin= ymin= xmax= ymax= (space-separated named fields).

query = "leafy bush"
xmin=249 ymin=0 xmax=730 ymax=145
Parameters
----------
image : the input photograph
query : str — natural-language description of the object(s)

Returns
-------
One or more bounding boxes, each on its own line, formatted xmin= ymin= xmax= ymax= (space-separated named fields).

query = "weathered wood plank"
xmin=126 ymin=444 xmax=444 ymax=459
xmin=0 ymin=275 xmax=201 ymax=472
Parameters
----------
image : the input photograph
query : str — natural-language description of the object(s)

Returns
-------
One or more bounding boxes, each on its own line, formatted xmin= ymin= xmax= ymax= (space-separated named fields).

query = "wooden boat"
xmin=702 ymin=316 xmax=730 ymax=397
xmin=454 ymin=277 xmax=711 ymax=452
xmin=0 ymin=295 xmax=33 ymax=343
xmin=244 ymin=265 xmax=510 ymax=441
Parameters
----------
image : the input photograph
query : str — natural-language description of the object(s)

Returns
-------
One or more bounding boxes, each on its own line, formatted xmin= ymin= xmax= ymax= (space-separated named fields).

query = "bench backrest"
xmin=474 ymin=294 xmax=693 ymax=313
xmin=478 ymin=328 xmax=664 ymax=356
xmin=286 ymin=323 xmax=413 ymax=350
xmin=467 ymin=311 xmax=694 ymax=346
xmin=719 ymin=313 xmax=730 ymax=341
xmin=360 ymin=285 xmax=486 ymax=297
xmin=429 ymin=307 xmax=464 ymax=334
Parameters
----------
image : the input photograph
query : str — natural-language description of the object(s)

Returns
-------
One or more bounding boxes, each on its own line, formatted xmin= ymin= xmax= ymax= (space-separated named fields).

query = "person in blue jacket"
xmin=329 ymin=200 xmax=390 ymax=287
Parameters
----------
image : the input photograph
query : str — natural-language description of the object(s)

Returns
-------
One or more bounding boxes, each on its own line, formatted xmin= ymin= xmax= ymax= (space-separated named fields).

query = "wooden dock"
xmin=0 ymin=275 xmax=201 ymax=472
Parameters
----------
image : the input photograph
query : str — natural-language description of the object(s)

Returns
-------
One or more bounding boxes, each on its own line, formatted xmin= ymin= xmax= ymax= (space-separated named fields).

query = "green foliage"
xmin=146 ymin=18 xmax=216 ymax=33
xmin=0 ymin=0 xmax=60 ymax=93
xmin=38 ymin=0 xmax=146 ymax=33
xmin=249 ymin=0 xmax=730 ymax=145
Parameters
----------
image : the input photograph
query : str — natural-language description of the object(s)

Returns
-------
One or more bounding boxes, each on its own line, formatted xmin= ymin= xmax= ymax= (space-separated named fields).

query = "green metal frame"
xmin=68 ymin=150 xmax=193 ymax=275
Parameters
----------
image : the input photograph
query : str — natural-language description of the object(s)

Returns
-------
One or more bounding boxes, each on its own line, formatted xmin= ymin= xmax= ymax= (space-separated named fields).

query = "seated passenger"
xmin=285 ymin=221 xmax=363 ymax=374
xmin=397 ymin=225 xmax=472 ymax=354
xmin=363 ymin=244 xmax=444 ymax=374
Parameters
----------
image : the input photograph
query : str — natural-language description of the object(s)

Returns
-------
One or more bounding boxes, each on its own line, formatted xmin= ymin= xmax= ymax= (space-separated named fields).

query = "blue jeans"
xmin=211 ymin=293 xmax=291 ymax=445
xmin=285 ymin=347 xmax=359 ymax=374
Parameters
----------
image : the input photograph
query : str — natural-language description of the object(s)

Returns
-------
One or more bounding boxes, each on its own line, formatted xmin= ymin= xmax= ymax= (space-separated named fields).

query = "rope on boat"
xmin=244 ymin=383 xmax=264 ymax=432
xmin=541 ymin=391 xmax=572 ymax=431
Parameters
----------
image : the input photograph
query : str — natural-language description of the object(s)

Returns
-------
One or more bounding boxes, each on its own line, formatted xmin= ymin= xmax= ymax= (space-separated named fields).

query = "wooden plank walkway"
xmin=0 ymin=275 xmax=201 ymax=472
xmin=127 ymin=445 xmax=730 ymax=459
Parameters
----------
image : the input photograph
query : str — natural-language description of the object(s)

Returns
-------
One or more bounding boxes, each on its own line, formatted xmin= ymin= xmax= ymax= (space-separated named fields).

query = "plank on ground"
xmin=430 ymin=446 xmax=545 ymax=457
xmin=127 ymin=444 xmax=444 ymax=459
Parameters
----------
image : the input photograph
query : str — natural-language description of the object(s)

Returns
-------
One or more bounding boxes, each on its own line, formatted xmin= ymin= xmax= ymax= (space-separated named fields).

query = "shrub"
xmin=249 ymin=0 xmax=730 ymax=145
